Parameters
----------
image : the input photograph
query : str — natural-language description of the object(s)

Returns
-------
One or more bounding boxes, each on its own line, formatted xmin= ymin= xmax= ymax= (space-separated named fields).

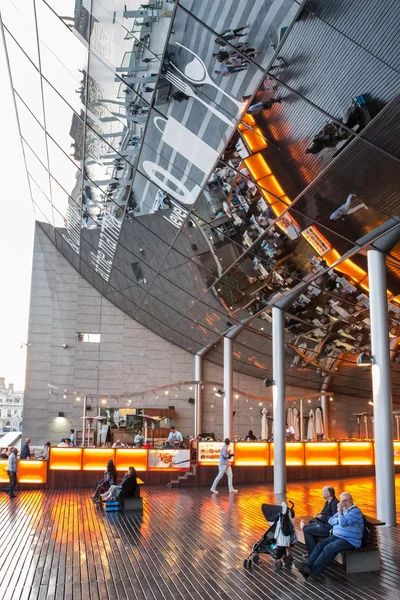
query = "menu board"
xmin=148 ymin=449 xmax=190 ymax=471
xmin=198 ymin=442 xmax=233 ymax=466
xmin=301 ymin=225 xmax=331 ymax=256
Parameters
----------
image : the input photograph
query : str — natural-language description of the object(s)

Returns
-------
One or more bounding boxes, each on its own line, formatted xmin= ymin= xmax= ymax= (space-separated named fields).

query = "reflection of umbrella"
xmin=261 ymin=408 xmax=268 ymax=439
xmin=287 ymin=407 xmax=294 ymax=429
xmin=315 ymin=407 xmax=324 ymax=436
xmin=307 ymin=409 xmax=316 ymax=440
xmin=293 ymin=408 xmax=300 ymax=440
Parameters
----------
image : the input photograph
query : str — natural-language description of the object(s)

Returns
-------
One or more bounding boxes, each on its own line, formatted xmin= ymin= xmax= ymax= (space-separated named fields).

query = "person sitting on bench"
xmin=295 ymin=492 xmax=363 ymax=580
xmin=302 ymin=486 xmax=339 ymax=554
xmin=100 ymin=467 xmax=137 ymax=502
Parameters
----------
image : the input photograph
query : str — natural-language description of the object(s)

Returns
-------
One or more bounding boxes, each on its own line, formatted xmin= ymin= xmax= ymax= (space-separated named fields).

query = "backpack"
xmin=361 ymin=514 xmax=371 ymax=546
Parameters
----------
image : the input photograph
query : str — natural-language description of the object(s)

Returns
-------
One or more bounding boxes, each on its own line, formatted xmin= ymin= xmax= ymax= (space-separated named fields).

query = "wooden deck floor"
xmin=2 ymin=476 xmax=400 ymax=600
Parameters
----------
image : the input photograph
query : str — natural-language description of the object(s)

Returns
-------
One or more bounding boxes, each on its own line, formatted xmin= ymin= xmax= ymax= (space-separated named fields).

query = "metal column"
xmin=82 ymin=396 xmax=87 ymax=447
xmin=194 ymin=354 xmax=202 ymax=437
xmin=223 ymin=337 xmax=233 ymax=439
xmin=320 ymin=393 xmax=329 ymax=439
xmin=368 ymin=248 xmax=396 ymax=526
xmin=272 ymin=306 xmax=286 ymax=494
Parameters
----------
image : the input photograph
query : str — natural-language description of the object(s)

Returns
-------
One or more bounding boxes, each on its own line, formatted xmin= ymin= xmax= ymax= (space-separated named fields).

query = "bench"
xmin=295 ymin=515 xmax=383 ymax=573
xmin=105 ymin=478 xmax=144 ymax=512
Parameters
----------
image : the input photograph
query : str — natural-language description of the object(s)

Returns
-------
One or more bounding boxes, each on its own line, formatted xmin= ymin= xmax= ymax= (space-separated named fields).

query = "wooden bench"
xmin=112 ymin=478 xmax=144 ymax=512
xmin=295 ymin=515 xmax=383 ymax=573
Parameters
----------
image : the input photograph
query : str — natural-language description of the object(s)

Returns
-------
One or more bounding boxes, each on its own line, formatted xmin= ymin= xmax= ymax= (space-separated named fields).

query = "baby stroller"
xmin=243 ymin=501 xmax=297 ymax=570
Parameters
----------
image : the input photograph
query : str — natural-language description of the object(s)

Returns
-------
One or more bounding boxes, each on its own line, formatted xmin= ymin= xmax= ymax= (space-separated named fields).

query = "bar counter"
xmin=0 ymin=442 xmax=399 ymax=487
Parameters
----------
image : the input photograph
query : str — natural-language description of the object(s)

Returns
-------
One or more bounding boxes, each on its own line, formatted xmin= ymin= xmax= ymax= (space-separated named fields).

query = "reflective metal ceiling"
xmin=2 ymin=0 xmax=400 ymax=400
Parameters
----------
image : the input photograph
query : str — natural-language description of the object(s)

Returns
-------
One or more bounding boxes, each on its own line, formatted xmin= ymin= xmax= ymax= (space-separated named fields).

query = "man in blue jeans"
xmin=295 ymin=492 xmax=364 ymax=579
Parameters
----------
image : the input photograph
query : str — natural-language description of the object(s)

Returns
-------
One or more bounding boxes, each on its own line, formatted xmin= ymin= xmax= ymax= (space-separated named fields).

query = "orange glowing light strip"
xmin=305 ymin=442 xmax=339 ymax=466
xmin=115 ymin=449 xmax=148 ymax=472
xmin=49 ymin=448 xmax=83 ymax=470
xmin=270 ymin=443 xmax=305 ymax=466
xmin=18 ymin=460 xmax=47 ymax=484
xmin=234 ymin=442 xmax=269 ymax=466
xmin=339 ymin=442 xmax=374 ymax=466
xmin=82 ymin=448 xmax=115 ymax=471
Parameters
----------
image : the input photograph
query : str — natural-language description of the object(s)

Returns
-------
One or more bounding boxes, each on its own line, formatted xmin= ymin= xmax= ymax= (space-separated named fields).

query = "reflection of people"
xmin=330 ymin=194 xmax=367 ymax=221
xmin=215 ymin=25 xmax=249 ymax=45
xmin=168 ymin=426 xmax=183 ymax=446
xmin=247 ymin=99 xmax=281 ymax=114
xmin=245 ymin=430 xmax=256 ymax=441
xmin=302 ymin=486 xmax=339 ymax=555
xmin=210 ymin=438 xmax=238 ymax=494
xmin=163 ymin=440 xmax=174 ymax=449
xmin=134 ymin=429 xmax=145 ymax=448
xmin=295 ymin=492 xmax=363 ymax=579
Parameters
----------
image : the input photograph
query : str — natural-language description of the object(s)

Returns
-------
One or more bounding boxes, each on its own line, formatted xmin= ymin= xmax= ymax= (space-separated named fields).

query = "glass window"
xmin=43 ymin=0 xmax=91 ymax=42
xmin=23 ymin=141 xmax=50 ymax=199
xmin=3 ymin=29 xmax=44 ymax=124
xmin=42 ymin=80 xmax=84 ymax=169
xmin=29 ymin=176 xmax=53 ymax=225
xmin=76 ymin=333 xmax=101 ymax=343
xmin=15 ymin=96 xmax=47 ymax=166
xmin=35 ymin=0 xmax=88 ymax=93
xmin=47 ymin=136 xmax=82 ymax=204
xmin=1 ymin=0 xmax=39 ymax=67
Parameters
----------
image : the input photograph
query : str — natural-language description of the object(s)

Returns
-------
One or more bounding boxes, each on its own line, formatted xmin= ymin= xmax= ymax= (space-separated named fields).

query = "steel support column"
xmin=368 ymin=249 xmax=396 ymax=526
xmin=272 ymin=306 xmax=286 ymax=494
xmin=194 ymin=354 xmax=202 ymax=437
xmin=223 ymin=337 xmax=233 ymax=439
xmin=320 ymin=393 xmax=329 ymax=439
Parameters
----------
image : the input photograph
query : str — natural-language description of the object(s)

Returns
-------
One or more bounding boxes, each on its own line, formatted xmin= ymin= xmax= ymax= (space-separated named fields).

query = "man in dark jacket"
xmin=302 ymin=486 xmax=339 ymax=554
xmin=20 ymin=438 xmax=31 ymax=459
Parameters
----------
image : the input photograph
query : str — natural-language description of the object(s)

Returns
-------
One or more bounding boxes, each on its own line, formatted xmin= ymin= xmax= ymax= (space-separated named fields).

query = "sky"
xmin=0 ymin=35 xmax=34 ymax=390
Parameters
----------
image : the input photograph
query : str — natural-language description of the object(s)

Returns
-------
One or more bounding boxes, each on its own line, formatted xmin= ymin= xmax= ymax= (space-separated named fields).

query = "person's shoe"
xmin=9 ymin=494 xmax=16 ymax=498
xmin=229 ymin=488 xmax=239 ymax=493
xmin=294 ymin=560 xmax=311 ymax=580
xmin=210 ymin=488 xmax=218 ymax=494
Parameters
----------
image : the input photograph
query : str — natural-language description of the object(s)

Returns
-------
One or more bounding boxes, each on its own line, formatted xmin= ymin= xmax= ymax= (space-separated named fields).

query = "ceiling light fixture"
xmin=263 ymin=379 xmax=275 ymax=388
xmin=357 ymin=352 xmax=373 ymax=367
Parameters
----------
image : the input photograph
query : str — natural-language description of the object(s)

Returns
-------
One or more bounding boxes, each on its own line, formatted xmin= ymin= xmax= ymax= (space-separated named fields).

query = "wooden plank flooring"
xmin=2 ymin=476 xmax=400 ymax=599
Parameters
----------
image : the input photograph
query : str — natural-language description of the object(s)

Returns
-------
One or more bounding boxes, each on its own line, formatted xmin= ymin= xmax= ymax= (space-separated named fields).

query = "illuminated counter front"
xmin=49 ymin=448 xmax=82 ymax=470
xmin=234 ymin=442 xmax=269 ymax=466
xmin=0 ymin=460 xmax=47 ymax=484
xmin=305 ymin=443 xmax=339 ymax=466
xmin=340 ymin=442 xmax=374 ymax=465
xmin=82 ymin=448 xmax=115 ymax=471
xmin=394 ymin=442 xmax=400 ymax=465
xmin=115 ymin=449 xmax=148 ymax=472
xmin=270 ymin=443 xmax=305 ymax=466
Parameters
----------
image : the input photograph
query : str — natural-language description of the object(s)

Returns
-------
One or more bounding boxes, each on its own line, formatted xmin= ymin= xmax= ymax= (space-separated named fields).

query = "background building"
xmin=0 ymin=378 xmax=23 ymax=433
